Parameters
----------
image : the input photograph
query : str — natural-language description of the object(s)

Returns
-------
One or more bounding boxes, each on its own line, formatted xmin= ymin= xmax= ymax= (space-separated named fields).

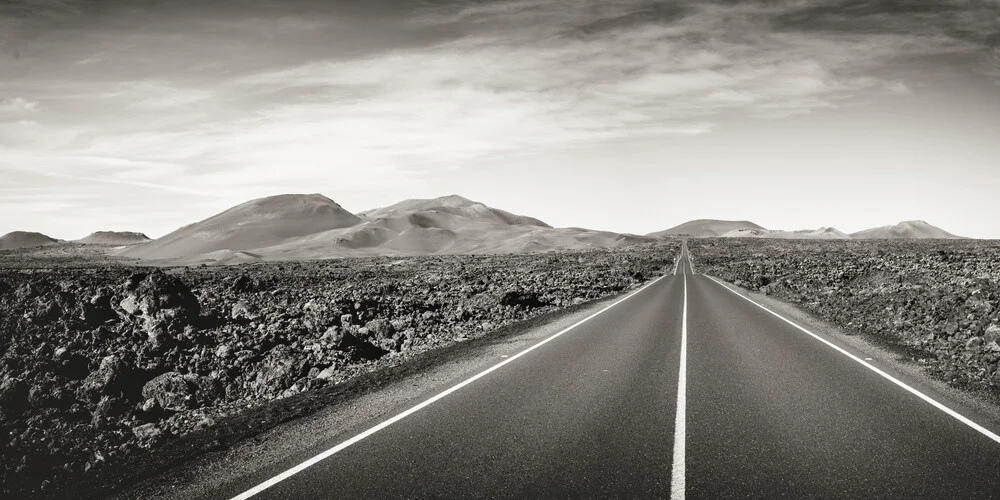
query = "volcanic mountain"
xmin=721 ymin=227 xmax=851 ymax=239
xmin=851 ymin=221 xmax=965 ymax=239
xmin=0 ymin=231 xmax=60 ymax=250
xmin=647 ymin=219 xmax=766 ymax=238
xmin=260 ymin=194 xmax=646 ymax=259
xmin=359 ymin=195 xmax=551 ymax=228
xmin=121 ymin=194 xmax=650 ymax=263
xmin=76 ymin=231 xmax=151 ymax=245
xmin=120 ymin=194 xmax=362 ymax=260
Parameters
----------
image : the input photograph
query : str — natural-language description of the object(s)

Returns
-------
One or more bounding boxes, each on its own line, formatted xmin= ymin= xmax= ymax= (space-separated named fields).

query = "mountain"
xmin=259 ymin=194 xmax=645 ymax=259
xmin=120 ymin=194 xmax=363 ymax=259
xmin=0 ymin=231 xmax=60 ymax=250
xmin=76 ymin=231 xmax=151 ymax=245
xmin=648 ymin=219 xmax=765 ymax=238
xmin=851 ymin=221 xmax=965 ymax=239
xmin=120 ymin=194 xmax=651 ymax=263
xmin=722 ymin=227 xmax=851 ymax=239
xmin=359 ymin=195 xmax=551 ymax=228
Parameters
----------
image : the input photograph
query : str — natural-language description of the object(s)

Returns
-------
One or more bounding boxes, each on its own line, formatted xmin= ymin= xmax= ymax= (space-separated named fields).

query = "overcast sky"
xmin=2 ymin=0 xmax=999 ymax=239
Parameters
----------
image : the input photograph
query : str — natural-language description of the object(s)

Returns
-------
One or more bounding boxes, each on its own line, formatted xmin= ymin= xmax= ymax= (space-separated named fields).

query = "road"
xmin=215 ymin=243 xmax=1000 ymax=499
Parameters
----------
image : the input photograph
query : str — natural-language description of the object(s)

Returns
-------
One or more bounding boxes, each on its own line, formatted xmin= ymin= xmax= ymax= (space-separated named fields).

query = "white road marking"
xmin=704 ymin=275 xmax=1000 ymax=446
xmin=670 ymin=270 xmax=688 ymax=500
xmin=230 ymin=274 xmax=670 ymax=500
xmin=686 ymin=244 xmax=696 ymax=275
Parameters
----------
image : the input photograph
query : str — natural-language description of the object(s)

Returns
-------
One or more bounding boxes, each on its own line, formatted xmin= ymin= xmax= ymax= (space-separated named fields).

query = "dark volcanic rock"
xmin=142 ymin=372 xmax=195 ymax=411
xmin=500 ymin=290 xmax=546 ymax=309
xmin=81 ymin=355 xmax=131 ymax=400
xmin=691 ymin=239 xmax=1000 ymax=394
xmin=0 ymin=243 xmax=677 ymax=497
xmin=0 ymin=377 xmax=29 ymax=420
xmin=119 ymin=272 xmax=200 ymax=346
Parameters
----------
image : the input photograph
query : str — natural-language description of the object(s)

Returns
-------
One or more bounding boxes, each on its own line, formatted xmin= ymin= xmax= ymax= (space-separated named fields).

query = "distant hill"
xmin=722 ymin=227 xmax=851 ymax=240
xmin=851 ymin=221 xmax=965 ymax=239
xmin=261 ymin=194 xmax=647 ymax=259
xmin=0 ymin=231 xmax=59 ymax=250
xmin=360 ymin=195 xmax=551 ymax=228
xmin=648 ymin=219 xmax=765 ymax=238
xmin=120 ymin=194 xmax=363 ymax=259
xmin=76 ymin=231 xmax=151 ymax=245
xmin=120 ymin=193 xmax=652 ymax=263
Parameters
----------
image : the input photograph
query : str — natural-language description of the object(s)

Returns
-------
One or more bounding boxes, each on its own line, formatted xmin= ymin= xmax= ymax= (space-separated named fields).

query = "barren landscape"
xmin=6 ymin=0 xmax=1000 ymax=496
xmin=689 ymin=238 xmax=1000 ymax=398
xmin=0 ymin=242 xmax=677 ymax=498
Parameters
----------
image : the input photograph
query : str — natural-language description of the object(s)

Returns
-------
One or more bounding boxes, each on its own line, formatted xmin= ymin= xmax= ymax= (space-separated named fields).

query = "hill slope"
xmin=722 ymin=227 xmax=851 ymax=239
xmin=76 ymin=231 xmax=151 ymax=245
xmin=261 ymin=195 xmax=644 ymax=259
xmin=360 ymin=195 xmax=551 ymax=228
xmin=851 ymin=221 xmax=965 ymax=239
xmin=0 ymin=231 xmax=59 ymax=250
xmin=120 ymin=194 xmax=363 ymax=260
xmin=648 ymin=219 xmax=765 ymax=238
xmin=119 ymin=194 xmax=651 ymax=263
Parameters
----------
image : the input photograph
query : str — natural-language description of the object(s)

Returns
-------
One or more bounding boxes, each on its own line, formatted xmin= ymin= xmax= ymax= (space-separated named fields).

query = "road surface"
xmin=214 ymin=243 xmax=1000 ymax=499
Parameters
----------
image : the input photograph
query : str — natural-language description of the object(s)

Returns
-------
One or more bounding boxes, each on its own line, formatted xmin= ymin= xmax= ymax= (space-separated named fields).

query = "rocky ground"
xmin=0 ymin=243 xmax=678 ymax=498
xmin=690 ymin=238 xmax=1000 ymax=398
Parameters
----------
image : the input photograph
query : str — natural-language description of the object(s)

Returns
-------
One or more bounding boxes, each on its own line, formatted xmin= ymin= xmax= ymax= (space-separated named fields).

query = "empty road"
xmin=215 ymin=244 xmax=1000 ymax=499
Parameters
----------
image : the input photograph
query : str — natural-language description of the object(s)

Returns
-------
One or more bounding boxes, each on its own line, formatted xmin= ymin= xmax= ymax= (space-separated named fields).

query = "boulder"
xmin=985 ymin=324 xmax=1000 ymax=343
xmin=91 ymin=396 xmax=128 ymax=429
xmin=119 ymin=271 xmax=200 ymax=345
xmin=315 ymin=365 xmax=338 ymax=381
xmin=364 ymin=318 xmax=395 ymax=341
xmin=81 ymin=355 xmax=130 ymax=399
xmin=249 ymin=346 xmax=307 ymax=397
xmin=230 ymin=300 xmax=257 ymax=321
xmin=132 ymin=423 xmax=165 ymax=448
xmin=82 ymin=287 xmax=117 ymax=326
xmin=141 ymin=371 xmax=195 ymax=411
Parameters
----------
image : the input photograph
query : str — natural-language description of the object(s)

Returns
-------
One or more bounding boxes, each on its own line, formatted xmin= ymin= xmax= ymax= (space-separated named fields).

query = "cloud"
xmin=0 ymin=96 xmax=38 ymax=111
xmin=97 ymin=81 xmax=213 ymax=110
xmin=232 ymin=0 xmax=936 ymax=166
xmin=2 ymin=0 xmax=998 ymax=230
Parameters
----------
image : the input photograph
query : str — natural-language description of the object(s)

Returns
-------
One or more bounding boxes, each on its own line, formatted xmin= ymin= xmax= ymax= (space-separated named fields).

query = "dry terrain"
xmin=0 ymin=242 xmax=677 ymax=498
xmin=690 ymin=238 xmax=1000 ymax=398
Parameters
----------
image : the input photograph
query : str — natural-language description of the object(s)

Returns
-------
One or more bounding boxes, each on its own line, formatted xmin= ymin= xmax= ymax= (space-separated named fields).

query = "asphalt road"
xmin=217 ymin=244 xmax=1000 ymax=499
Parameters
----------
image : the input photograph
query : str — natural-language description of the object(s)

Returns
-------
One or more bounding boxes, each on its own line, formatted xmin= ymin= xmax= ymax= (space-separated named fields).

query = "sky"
xmin=2 ymin=0 xmax=999 ymax=239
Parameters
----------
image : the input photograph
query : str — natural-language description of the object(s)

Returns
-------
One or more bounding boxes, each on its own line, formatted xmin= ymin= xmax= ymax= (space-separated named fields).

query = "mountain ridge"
xmin=118 ymin=193 xmax=651 ymax=263
xmin=850 ymin=220 xmax=966 ymax=240
xmin=75 ymin=231 xmax=151 ymax=245
xmin=0 ymin=231 xmax=60 ymax=250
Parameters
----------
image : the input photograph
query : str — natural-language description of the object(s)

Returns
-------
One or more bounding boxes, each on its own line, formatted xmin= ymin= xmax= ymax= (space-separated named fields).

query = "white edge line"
xmin=685 ymin=243 xmax=695 ymax=275
xmin=670 ymin=272 xmax=688 ymax=499
xmin=703 ymin=274 xmax=1000 ymax=445
xmin=230 ymin=274 xmax=671 ymax=500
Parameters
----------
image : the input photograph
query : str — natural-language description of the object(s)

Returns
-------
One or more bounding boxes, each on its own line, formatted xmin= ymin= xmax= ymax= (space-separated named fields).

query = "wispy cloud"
xmin=2 ymin=0 xmax=999 ymax=236
xmin=0 ymin=96 xmax=38 ymax=112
